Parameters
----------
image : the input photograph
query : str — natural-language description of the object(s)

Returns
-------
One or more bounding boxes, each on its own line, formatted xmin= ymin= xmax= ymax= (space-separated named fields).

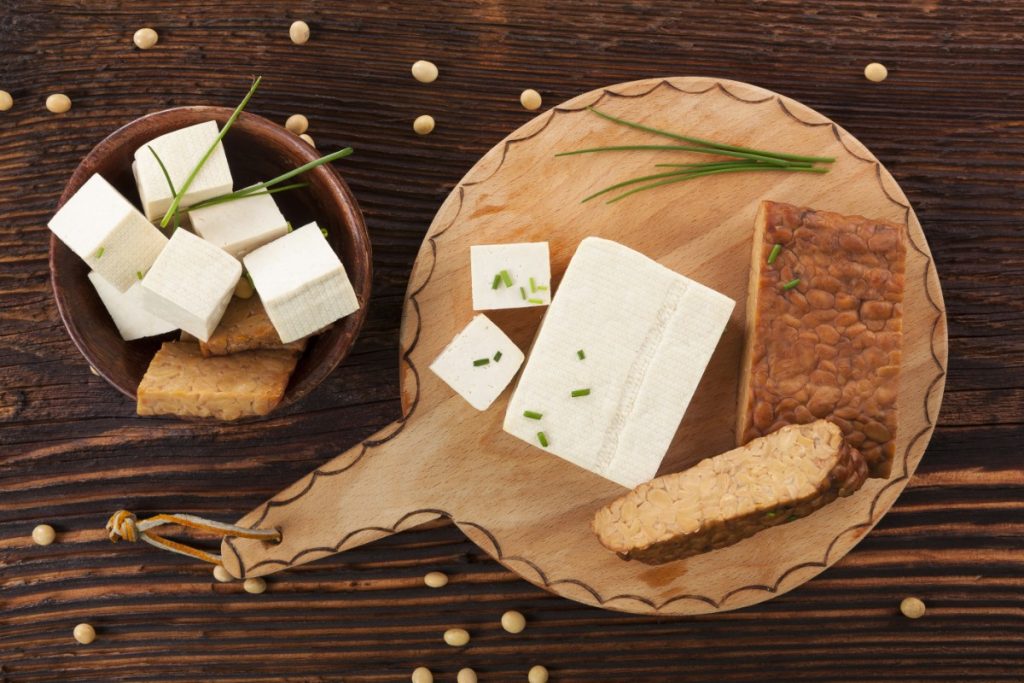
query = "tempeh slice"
xmin=737 ymin=201 xmax=906 ymax=478
xmin=591 ymin=420 xmax=867 ymax=564
xmin=137 ymin=341 xmax=299 ymax=420
xmin=198 ymin=295 xmax=307 ymax=357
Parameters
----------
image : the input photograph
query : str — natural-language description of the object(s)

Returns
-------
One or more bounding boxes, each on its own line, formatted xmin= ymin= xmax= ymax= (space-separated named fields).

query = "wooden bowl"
xmin=48 ymin=106 xmax=372 ymax=416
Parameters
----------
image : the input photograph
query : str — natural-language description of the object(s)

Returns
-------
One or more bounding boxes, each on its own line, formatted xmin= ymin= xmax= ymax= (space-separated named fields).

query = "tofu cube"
xmin=88 ymin=271 xmax=177 ymax=341
xmin=503 ymin=237 xmax=735 ymax=489
xmin=48 ymin=174 xmax=168 ymax=292
xmin=471 ymin=242 xmax=551 ymax=310
xmin=133 ymin=120 xmax=233 ymax=220
xmin=140 ymin=229 xmax=242 ymax=341
xmin=189 ymin=191 xmax=290 ymax=259
xmin=243 ymin=222 xmax=359 ymax=343
xmin=430 ymin=314 xmax=525 ymax=411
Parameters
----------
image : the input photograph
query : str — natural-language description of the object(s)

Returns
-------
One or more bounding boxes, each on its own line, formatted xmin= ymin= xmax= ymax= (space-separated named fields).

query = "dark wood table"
xmin=2 ymin=2 xmax=1021 ymax=681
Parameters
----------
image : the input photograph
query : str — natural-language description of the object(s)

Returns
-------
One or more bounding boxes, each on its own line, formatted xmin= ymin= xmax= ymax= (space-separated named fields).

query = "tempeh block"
xmin=592 ymin=420 xmax=868 ymax=564
xmin=137 ymin=342 xmax=298 ymax=420
xmin=199 ymin=296 xmax=308 ymax=357
xmin=737 ymin=201 xmax=906 ymax=478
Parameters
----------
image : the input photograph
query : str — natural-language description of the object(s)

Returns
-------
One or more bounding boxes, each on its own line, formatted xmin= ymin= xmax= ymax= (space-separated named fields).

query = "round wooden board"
xmin=224 ymin=78 xmax=947 ymax=616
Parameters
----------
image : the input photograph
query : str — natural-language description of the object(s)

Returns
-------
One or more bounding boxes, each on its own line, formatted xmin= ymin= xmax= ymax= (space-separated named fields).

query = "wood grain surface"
xmin=0 ymin=0 xmax=1021 ymax=680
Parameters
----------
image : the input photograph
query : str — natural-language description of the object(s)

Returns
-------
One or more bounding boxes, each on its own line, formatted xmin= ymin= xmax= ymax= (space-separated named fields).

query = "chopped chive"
xmin=493 ymin=350 xmax=502 ymax=362
xmin=520 ymin=286 xmax=526 ymax=300
xmin=473 ymin=358 xmax=490 ymax=366
xmin=148 ymin=145 xmax=177 ymax=196
xmin=765 ymin=511 xmax=777 ymax=518
xmin=500 ymin=269 xmax=513 ymax=287
xmin=94 ymin=247 xmax=104 ymax=258
xmin=537 ymin=285 xmax=549 ymax=291
xmin=136 ymin=270 xmax=144 ymax=280
xmin=786 ymin=514 xmax=798 ymax=522
xmin=527 ymin=298 xmax=544 ymax=304
xmin=320 ymin=227 xmax=329 ymax=238
xmin=782 ymin=278 xmax=801 ymax=291
xmin=286 ymin=221 xmax=294 ymax=233
xmin=492 ymin=274 xmax=502 ymax=290
xmin=767 ymin=244 xmax=782 ymax=265
xmin=570 ymin=388 xmax=591 ymax=397
xmin=577 ymin=349 xmax=585 ymax=360
xmin=530 ymin=277 xmax=537 ymax=292
xmin=537 ymin=431 xmax=549 ymax=447
xmin=523 ymin=410 xmax=543 ymax=420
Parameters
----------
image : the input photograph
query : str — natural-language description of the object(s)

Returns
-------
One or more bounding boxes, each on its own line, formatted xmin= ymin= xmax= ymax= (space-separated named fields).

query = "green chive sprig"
xmin=767 ymin=244 xmax=782 ymax=265
xmin=524 ymin=410 xmax=543 ymax=420
xmin=500 ymin=269 xmax=513 ymax=287
xmin=560 ymin=107 xmax=834 ymax=204
xmin=473 ymin=358 xmax=490 ymax=366
xmin=570 ymin=388 xmax=591 ymax=397
xmin=95 ymin=247 xmax=104 ymax=258
xmin=537 ymin=432 xmax=549 ymax=447
xmin=577 ymin=349 xmax=585 ymax=360
xmin=782 ymin=278 xmax=801 ymax=291
xmin=493 ymin=351 xmax=502 ymax=362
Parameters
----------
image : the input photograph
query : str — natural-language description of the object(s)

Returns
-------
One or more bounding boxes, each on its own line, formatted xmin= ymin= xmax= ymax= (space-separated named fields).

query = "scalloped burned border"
xmin=227 ymin=79 xmax=947 ymax=614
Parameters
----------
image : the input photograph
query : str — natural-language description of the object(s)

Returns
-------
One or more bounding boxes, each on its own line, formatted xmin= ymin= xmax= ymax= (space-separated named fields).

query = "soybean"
xmin=520 ymin=88 xmax=542 ymax=111
xmin=411 ymin=60 xmax=439 ymax=84
xmin=457 ymin=668 xmax=478 ymax=683
xmin=423 ymin=571 xmax=448 ymax=588
xmin=134 ymin=28 xmax=159 ymax=50
xmin=299 ymin=133 xmax=315 ymax=147
xmin=213 ymin=565 xmax=233 ymax=582
xmin=73 ymin=623 xmax=96 ymax=645
xmin=501 ymin=609 xmax=526 ymax=634
xmin=411 ymin=667 xmax=433 ymax=683
xmin=443 ymin=627 xmax=470 ymax=647
xmin=528 ymin=665 xmax=549 ymax=683
xmin=286 ymin=114 xmax=309 ymax=135
xmin=46 ymin=94 xmax=71 ymax=113
xmin=32 ymin=524 xmax=56 ymax=546
xmin=243 ymin=577 xmax=267 ymax=594
xmin=864 ymin=62 xmax=888 ymax=83
xmin=0 ymin=90 xmax=12 ymax=111
xmin=413 ymin=115 xmax=435 ymax=135
xmin=900 ymin=596 xmax=926 ymax=619
xmin=290 ymin=20 xmax=310 ymax=45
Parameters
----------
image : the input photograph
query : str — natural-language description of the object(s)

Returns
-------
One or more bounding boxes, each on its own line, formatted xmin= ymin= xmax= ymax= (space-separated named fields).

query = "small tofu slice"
xmin=48 ymin=174 xmax=168 ymax=292
xmin=137 ymin=341 xmax=298 ymax=420
xmin=189 ymin=191 xmax=290 ymax=259
xmin=199 ymin=295 xmax=308 ymax=357
xmin=429 ymin=314 xmax=525 ymax=411
xmin=471 ymin=242 xmax=551 ymax=310
xmin=243 ymin=222 xmax=359 ymax=343
xmin=133 ymin=120 xmax=233 ymax=220
xmin=88 ymin=271 xmax=177 ymax=341
xmin=503 ymin=237 xmax=735 ymax=489
xmin=140 ymin=229 xmax=241 ymax=341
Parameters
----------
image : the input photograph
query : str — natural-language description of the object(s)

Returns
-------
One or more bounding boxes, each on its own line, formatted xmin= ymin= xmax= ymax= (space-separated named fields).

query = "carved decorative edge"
xmin=232 ymin=79 xmax=948 ymax=613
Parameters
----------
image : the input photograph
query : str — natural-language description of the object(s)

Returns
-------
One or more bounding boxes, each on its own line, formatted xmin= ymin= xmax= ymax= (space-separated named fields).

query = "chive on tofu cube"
xmin=242 ymin=222 xmax=359 ymax=344
xmin=48 ymin=174 xmax=168 ymax=292
xmin=140 ymin=229 xmax=241 ymax=341
xmin=429 ymin=314 xmax=525 ymax=411
xmin=88 ymin=271 xmax=176 ymax=341
xmin=189 ymin=191 xmax=290 ymax=260
xmin=470 ymin=242 xmax=551 ymax=310
xmin=133 ymin=120 xmax=233 ymax=221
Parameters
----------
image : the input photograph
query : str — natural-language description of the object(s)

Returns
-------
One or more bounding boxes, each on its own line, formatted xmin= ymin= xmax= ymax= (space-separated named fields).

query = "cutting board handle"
xmin=220 ymin=415 xmax=444 ymax=579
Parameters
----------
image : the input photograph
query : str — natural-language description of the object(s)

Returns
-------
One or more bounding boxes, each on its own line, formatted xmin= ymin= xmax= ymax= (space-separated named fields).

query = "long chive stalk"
xmin=604 ymin=165 xmax=828 ymax=204
xmin=582 ymin=162 xmax=768 ymax=203
xmin=557 ymin=144 xmax=795 ymax=166
xmin=160 ymin=76 xmax=262 ymax=227
xmin=187 ymin=182 xmax=310 ymax=211
xmin=188 ymin=147 xmax=353 ymax=210
xmin=588 ymin=106 xmax=835 ymax=164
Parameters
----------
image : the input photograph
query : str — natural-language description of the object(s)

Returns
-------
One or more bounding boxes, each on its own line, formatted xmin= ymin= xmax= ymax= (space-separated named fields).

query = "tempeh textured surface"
xmin=0 ymin=1 xmax=1021 ymax=680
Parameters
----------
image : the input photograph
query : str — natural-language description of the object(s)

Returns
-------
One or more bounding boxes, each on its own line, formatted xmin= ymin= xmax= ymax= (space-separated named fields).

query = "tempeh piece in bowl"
xmin=198 ymin=296 xmax=307 ymax=357
xmin=737 ymin=201 xmax=906 ymax=478
xmin=591 ymin=421 xmax=867 ymax=564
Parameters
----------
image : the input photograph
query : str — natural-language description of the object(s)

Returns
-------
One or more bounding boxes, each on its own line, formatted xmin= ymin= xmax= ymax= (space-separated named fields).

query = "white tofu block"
xmin=140 ymin=229 xmax=241 ymax=341
xmin=88 ymin=271 xmax=177 ymax=341
xmin=188 ymin=191 xmax=290 ymax=259
xmin=430 ymin=314 xmax=525 ymax=411
xmin=133 ymin=120 xmax=234 ymax=220
xmin=48 ymin=174 xmax=168 ymax=292
xmin=503 ymin=237 xmax=735 ymax=489
xmin=471 ymin=242 xmax=551 ymax=310
xmin=243 ymin=222 xmax=359 ymax=343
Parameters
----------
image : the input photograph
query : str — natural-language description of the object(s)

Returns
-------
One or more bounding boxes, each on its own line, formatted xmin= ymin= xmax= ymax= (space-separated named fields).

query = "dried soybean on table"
xmin=1 ymin=2 xmax=1022 ymax=681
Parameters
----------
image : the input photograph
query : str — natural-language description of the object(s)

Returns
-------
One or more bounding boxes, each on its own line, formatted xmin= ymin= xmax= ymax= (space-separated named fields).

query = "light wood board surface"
xmin=223 ymin=77 xmax=947 ymax=615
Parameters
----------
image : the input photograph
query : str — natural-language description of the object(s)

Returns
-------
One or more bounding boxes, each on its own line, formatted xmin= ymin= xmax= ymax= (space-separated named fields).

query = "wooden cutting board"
xmin=221 ymin=77 xmax=947 ymax=616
